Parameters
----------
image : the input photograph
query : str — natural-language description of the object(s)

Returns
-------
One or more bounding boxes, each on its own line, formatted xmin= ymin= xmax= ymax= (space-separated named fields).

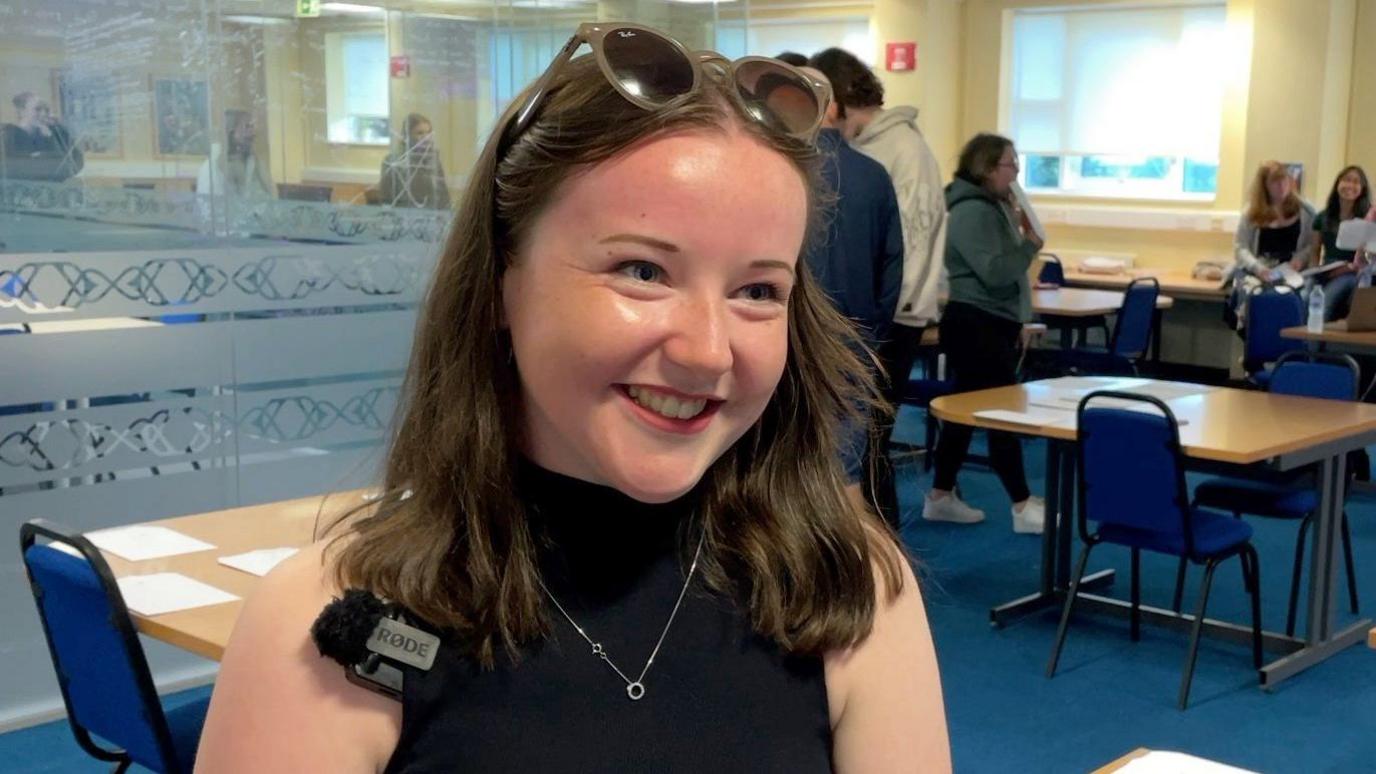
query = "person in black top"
xmin=197 ymin=23 xmax=949 ymax=773
xmin=0 ymin=92 xmax=84 ymax=182
xmin=1310 ymin=166 xmax=1371 ymax=320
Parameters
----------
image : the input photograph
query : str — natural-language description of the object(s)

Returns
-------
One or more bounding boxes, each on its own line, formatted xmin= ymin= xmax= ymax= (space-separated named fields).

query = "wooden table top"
xmin=1092 ymin=748 xmax=1150 ymax=773
xmin=1063 ymin=270 xmax=1229 ymax=301
xmin=1280 ymin=321 xmax=1376 ymax=348
xmin=1369 ymin=625 xmax=1375 ymax=649
xmin=930 ymin=377 xmax=1376 ymax=465
xmin=99 ymin=490 xmax=364 ymax=661
xmin=1033 ymin=287 xmax=1174 ymax=317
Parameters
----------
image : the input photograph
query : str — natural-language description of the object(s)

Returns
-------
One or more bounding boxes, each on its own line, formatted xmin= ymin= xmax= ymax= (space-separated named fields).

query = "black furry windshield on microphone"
xmin=311 ymin=588 xmax=388 ymax=666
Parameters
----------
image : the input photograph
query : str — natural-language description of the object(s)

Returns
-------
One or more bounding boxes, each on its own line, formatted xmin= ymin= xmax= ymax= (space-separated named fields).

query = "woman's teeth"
xmin=627 ymin=386 xmax=708 ymax=420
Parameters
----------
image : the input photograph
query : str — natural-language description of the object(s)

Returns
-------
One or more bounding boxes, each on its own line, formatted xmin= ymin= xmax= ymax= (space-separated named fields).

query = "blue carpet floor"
xmin=4 ymin=405 xmax=1375 ymax=772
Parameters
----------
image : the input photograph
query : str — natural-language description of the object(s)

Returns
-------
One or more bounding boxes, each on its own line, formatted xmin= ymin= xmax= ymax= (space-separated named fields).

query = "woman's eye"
xmin=739 ymin=283 xmax=784 ymax=302
xmin=616 ymin=261 xmax=664 ymax=284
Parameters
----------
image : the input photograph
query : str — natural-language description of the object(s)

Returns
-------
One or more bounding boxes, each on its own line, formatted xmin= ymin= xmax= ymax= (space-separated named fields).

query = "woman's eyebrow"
xmin=599 ymin=233 xmax=680 ymax=253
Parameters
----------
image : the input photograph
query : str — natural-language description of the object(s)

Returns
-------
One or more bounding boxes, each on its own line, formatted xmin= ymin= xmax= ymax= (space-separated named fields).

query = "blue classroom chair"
xmin=1242 ymin=288 xmax=1304 ymax=388
xmin=1059 ymin=277 xmax=1160 ymax=376
xmin=20 ymin=520 xmax=209 ymax=773
xmin=1046 ymin=392 xmax=1262 ymax=710
xmin=1186 ymin=351 xmax=1360 ymax=636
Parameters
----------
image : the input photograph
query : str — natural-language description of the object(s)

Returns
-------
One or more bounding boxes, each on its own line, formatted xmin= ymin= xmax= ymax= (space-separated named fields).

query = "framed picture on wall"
xmin=151 ymin=76 xmax=209 ymax=157
xmin=52 ymin=69 xmax=122 ymax=158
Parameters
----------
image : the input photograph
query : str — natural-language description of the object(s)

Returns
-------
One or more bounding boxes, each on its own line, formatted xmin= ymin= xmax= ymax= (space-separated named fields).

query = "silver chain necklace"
xmin=539 ymin=532 xmax=705 ymax=702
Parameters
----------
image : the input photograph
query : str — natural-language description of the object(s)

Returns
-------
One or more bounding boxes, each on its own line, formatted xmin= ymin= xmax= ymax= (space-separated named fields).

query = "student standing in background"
xmin=927 ymin=133 xmax=1044 ymax=534
xmin=788 ymin=62 xmax=904 ymax=523
xmin=810 ymin=48 xmax=947 ymax=527
xmin=197 ymin=109 xmax=273 ymax=201
xmin=1311 ymin=166 xmax=1371 ymax=321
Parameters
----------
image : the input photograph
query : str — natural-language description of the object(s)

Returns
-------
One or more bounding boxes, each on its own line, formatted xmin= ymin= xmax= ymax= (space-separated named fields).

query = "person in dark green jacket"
xmin=923 ymin=133 xmax=1045 ymax=535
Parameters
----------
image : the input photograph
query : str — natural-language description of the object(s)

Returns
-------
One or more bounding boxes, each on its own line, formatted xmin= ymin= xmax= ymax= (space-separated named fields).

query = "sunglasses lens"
xmin=603 ymin=28 xmax=695 ymax=103
xmin=734 ymin=60 xmax=819 ymax=136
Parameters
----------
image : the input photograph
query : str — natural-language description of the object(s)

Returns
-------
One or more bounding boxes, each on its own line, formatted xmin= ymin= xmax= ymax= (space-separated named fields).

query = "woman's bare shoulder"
xmin=195 ymin=539 xmax=402 ymax=773
xmin=823 ymin=536 xmax=952 ymax=773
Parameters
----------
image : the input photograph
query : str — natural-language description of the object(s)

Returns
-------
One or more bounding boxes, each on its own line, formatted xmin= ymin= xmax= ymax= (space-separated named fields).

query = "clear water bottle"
xmin=1308 ymin=283 xmax=1325 ymax=333
xmin=1360 ymin=263 xmax=1373 ymax=289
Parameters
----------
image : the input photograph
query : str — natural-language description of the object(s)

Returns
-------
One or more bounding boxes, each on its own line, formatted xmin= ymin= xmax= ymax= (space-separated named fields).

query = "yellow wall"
xmin=1349 ymin=0 xmax=1376 ymax=182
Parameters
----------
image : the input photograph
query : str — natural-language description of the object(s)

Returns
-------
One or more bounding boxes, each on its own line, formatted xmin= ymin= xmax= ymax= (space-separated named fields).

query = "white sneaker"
xmin=1012 ymin=496 xmax=1045 ymax=534
xmin=922 ymin=492 xmax=986 ymax=524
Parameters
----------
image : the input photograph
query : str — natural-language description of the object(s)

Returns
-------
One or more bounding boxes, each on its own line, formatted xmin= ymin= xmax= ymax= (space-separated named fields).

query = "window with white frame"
xmin=1006 ymin=4 xmax=1227 ymax=200
xmin=713 ymin=17 xmax=873 ymax=64
xmin=325 ymin=31 xmax=390 ymax=144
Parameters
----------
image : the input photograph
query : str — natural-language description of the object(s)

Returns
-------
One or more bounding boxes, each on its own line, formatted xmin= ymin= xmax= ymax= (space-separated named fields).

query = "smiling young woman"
xmin=194 ymin=22 xmax=949 ymax=774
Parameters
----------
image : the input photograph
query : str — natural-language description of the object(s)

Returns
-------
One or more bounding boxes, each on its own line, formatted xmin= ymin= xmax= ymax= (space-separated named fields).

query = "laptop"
xmin=1343 ymin=286 xmax=1376 ymax=332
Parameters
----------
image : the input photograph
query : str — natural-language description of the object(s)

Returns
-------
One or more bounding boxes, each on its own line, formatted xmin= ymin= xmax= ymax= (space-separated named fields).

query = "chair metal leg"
xmin=1179 ymin=558 xmax=1219 ymax=710
xmin=1047 ymin=543 xmax=1095 ymax=678
xmin=1172 ymin=556 xmax=1187 ymax=613
xmin=112 ymin=761 xmax=131 ymax=774
xmin=1287 ymin=515 xmax=1312 ymax=638
xmin=1244 ymin=545 xmax=1263 ymax=670
xmin=1341 ymin=510 xmax=1359 ymax=615
xmin=1130 ymin=548 xmax=1141 ymax=642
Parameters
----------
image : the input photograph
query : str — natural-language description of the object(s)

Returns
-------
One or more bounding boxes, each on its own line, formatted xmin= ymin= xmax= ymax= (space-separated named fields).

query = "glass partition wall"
xmin=0 ymin=0 xmax=873 ymax=729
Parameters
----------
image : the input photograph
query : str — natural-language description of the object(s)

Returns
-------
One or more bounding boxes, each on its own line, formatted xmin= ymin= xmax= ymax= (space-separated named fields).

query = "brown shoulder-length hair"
xmin=1246 ymin=160 xmax=1303 ymax=225
xmin=328 ymin=52 xmax=903 ymax=667
xmin=955 ymin=133 xmax=1014 ymax=189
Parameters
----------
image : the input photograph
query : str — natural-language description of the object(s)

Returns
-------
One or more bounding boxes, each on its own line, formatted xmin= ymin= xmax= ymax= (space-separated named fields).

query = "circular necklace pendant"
xmin=626 ymin=682 xmax=645 ymax=701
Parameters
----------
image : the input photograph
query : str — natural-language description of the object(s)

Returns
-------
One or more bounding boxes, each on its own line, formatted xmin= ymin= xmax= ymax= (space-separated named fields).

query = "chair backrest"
xmin=1037 ymin=253 xmax=1064 ymax=286
xmin=1270 ymin=351 xmax=1360 ymax=400
xmin=1076 ymin=392 xmax=1194 ymax=548
xmin=1108 ymin=277 xmax=1160 ymax=358
xmin=1243 ymin=288 xmax=1305 ymax=372
xmin=19 ymin=520 xmax=183 ymax=773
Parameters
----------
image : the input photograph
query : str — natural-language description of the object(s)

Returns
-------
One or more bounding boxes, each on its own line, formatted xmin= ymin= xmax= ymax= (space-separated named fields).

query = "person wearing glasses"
xmin=0 ymin=91 xmax=84 ymax=182
xmin=926 ymin=133 xmax=1045 ymax=534
xmin=196 ymin=23 xmax=949 ymax=773
xmin=809 ymin=48 xmax=946 ymax=528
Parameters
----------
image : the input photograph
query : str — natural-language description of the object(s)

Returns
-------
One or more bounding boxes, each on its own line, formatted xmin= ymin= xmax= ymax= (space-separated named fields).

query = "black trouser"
xmin=866 ymin=322 xmax=927 ymax=529
xmin=932 ymin=302 xmax=1031 ymax=502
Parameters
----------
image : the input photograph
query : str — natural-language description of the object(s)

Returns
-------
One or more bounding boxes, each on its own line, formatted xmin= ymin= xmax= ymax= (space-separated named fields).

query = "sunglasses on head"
xmin=498 ymin=22 xmax=832 ymax=158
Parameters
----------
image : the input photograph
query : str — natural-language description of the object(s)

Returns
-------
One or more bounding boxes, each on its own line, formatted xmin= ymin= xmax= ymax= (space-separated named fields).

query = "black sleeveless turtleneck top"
xmin=381 ymin=463 xmax=834 ymax=773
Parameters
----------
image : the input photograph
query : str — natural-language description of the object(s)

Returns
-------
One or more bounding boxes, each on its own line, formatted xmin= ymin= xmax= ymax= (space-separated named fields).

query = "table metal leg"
xmin=990 ymin=439 xmax=1114 ymax=627
xmin=1150 ymin=310 xmax=1163 ymax=365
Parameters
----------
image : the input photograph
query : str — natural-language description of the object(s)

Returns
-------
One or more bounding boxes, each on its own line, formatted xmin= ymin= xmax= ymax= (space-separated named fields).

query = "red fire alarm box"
xmin=885 ymin=42 xmax=916 ymax=72
xmin=390 ymin=55 xmax=411 ymax=79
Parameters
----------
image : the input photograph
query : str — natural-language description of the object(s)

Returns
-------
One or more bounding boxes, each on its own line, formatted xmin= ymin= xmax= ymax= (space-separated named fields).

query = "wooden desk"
xmin=1280 ymin=321 xmax=1376 ymax=351
xmin=99 ymin=490 xmax=362 ymax=661
xmin=1093 ymin=748 xmax=1150 ymax=773
xmin=1369 ymin=625 xmax=1375 ymax=649
xmin=932 ymin=377 xmax=1376 ymax=687
xmin=1064 ymin=270 xmax=1228 ymax=302
xmin=1033 ymin=287 xmax=1174 ymax=317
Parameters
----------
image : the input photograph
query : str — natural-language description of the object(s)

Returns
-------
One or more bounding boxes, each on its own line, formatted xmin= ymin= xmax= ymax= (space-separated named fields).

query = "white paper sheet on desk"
xmin=218 ymin=547 xmax=299 ymax=577
xmin=85 ymin=525 xmax=215 ymax=561
xmin=1119 ymin=381 xmax=1215 ymax=401
xmin=972 ymin=408 xmax=1074 ymax=428
xmin=1034 ymin=376 xmax=1136 ymax=392
xmin=116 ymin=573 xmax=239 ymax=616
xmin=1116 ymin=750 xmax=1257 ymax=774
xmin=1025 ymin=397 xmax=1190 ymax=425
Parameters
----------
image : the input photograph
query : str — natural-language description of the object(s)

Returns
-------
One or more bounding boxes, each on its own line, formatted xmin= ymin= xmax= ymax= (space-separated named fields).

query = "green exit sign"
xmin=296 ymin=0 xmax=321 ymax=17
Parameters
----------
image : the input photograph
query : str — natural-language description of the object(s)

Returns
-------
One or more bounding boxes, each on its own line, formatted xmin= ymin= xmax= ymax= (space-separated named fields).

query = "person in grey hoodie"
xmin=926 ymin=133 xmax=1045 ymax=535
xmin=810 ymin=48 xmax=946 ymax=526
